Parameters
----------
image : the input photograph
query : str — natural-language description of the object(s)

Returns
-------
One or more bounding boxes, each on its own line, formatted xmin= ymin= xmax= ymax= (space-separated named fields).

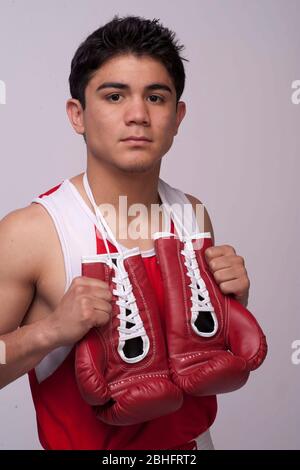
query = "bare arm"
xmin=0 ymin=205 xmax=112 ymax=389
xmin=0 ymin=319 xmax=60 ymax=388
xmin=0 ymin=206 xmax=55 ymax=387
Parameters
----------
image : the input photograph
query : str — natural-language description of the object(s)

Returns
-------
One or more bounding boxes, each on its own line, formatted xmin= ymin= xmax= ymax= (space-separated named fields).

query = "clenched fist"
xmin=205 ymin=244 xmax=250 ymax=307
xmin=46 ymin=276 xmax=112 ymax=347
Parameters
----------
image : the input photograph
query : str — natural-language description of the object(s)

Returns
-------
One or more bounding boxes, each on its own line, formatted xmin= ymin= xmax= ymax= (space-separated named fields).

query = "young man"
xmin=0 ymin=16 xmax=250 ymax=450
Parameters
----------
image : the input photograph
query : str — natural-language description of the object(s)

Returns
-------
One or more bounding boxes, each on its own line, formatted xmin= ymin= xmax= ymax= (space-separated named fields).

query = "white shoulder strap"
xmin=158 ymin=178 xmax=201 ymax=237
xmin=32 ymin=180 xmax=97 ymax=291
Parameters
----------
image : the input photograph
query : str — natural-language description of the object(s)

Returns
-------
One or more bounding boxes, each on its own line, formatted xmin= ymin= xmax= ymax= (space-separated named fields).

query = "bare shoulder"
xmin=185 ymin=193 xmax=215 ymax=244
xmin=0 ymin=203 xmax=53 ymax=282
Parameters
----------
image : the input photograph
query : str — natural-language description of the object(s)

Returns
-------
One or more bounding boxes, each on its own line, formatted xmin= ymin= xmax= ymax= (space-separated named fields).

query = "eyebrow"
xmin=96 ymin=82 xmax=173 ymax=94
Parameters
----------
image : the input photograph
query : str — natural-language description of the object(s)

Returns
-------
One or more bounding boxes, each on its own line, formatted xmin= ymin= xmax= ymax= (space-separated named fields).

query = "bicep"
xmin=0 ymin=278 xmax=35 ymax=334
xmin=0 ymin=210 xmax=38 ymax=334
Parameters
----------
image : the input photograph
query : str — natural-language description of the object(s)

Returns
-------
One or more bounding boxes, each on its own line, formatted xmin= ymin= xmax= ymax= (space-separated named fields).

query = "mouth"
xmin=121 ymin=136 xmax=152 ymax=143
xmin=121 ymin=139 xmax=151 ymax=146
xmin=121 ymin=137 xmax=152 ymax=146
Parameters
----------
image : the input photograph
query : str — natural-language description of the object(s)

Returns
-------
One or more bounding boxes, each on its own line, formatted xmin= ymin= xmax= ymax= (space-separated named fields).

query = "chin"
xmin=121 ymin=164 xmax=154 ymax=174
xmin=114 ymin=155 xmax=160 ymax=174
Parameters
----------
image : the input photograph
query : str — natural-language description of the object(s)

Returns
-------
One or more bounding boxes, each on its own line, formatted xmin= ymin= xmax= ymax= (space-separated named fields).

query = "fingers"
xmin=204 ymin=245 xmax=250 ymax=302
xmin=219 ymin=277 xmax=250 ymax=298
xmin=72 ymin=277 xmax=112 ymax=300
xmin=72 ymin=277 xmax=113 ymax=328
xmin=73 ymin=275 xmax=111 ymax=291
xmin=93 ymin=306 xmax=111 ymax=328
xmin=92 ymin=298 xmax=113 ymax=315
xmin=80 ymin=297 xmax=112 ymax=328
xmin=212 ymin=266 xmax=244 ymax=284
xmin=206 ymin=254 xmax=245 ymax=273
xmin=91 ymin=288 xmax=112 ymax=302
xmin=205 ymin=244 xmax=236 ymax=262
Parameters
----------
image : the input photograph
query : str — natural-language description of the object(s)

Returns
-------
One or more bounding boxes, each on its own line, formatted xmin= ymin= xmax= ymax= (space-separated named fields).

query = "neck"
xmin=85 ymin=157 xmax=162 ymax=211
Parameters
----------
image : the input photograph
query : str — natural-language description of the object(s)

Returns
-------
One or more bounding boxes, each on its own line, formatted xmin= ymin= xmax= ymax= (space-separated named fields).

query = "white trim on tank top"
xmin=66 ymin=179 xmax=169 ymax=257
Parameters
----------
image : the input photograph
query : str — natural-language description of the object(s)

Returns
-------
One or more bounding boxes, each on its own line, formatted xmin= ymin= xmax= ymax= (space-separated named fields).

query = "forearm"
xmin=0 ymin=317 xmax=58 ymax=389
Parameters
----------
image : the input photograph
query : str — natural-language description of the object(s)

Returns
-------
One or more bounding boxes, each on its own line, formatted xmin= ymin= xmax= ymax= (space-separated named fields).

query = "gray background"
xmin=0 ymin=0 xmax=299 ymax=450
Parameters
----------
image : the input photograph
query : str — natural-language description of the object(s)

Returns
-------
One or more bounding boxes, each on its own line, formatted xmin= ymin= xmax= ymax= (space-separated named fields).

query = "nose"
xmin=124 ymin=97 xmax=150 ymax=126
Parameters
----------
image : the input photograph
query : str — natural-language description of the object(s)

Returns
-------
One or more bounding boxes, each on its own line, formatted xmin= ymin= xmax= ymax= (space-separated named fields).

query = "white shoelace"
xmin=157 ymin=193 xmax=218 ymax=337
xmin=182 ymin=241 xmax=214 ymax=314
xmin=181 ymin=241 xmax=218 ymax=336
xmin=82 ymin=173 xmax=149 ymax=361
xmin=113 ymin=268 xmax=146 ymax=341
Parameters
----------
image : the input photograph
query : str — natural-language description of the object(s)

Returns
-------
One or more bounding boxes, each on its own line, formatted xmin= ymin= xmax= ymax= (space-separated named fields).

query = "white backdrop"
xmin=0 ymin=0 xmax=299 ymax=450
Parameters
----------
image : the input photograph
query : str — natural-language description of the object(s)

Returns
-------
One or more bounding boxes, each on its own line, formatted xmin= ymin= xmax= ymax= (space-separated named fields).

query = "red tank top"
xmin=28 ymin=184 xmax=217 ymax=450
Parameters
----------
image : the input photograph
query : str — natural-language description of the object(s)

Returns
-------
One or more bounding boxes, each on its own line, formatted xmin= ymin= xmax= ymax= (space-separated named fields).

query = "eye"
xmin=107 ymin=93 xmax=122 ymax=102
xmin=148 ymin=95 xmax=165 ymax=103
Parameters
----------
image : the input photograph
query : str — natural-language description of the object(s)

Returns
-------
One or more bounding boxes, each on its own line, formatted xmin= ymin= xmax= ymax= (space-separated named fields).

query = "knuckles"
xmin=219 ymin=282 xmax=231 ymax=294
xmin=73 ymin=285 xmax=86 ymax=296
xmin=223 ymin=244 xmax=236 ymax=255
xmin=72 ymin=276 xmax=84 ymax=286
xmin=78 ymin=296 xmax=91 ymax=308
xmin=209 ymin=260 xmax=217 ymax=271
xmin=235 ymin=255 xmax=245 ymax=266
xmin=213 ymin=270 xmax=223 ymax=283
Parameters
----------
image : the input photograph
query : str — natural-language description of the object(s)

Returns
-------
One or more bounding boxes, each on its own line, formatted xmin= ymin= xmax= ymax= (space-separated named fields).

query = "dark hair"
xmin=69 ymin=15 xmax=188 ymax=109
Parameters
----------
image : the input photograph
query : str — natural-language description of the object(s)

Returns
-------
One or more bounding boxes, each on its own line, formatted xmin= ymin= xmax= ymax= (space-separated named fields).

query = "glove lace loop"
xmin=112 ymin=259 xmax=150 ymax=363
xmin=113 ymin=268 xmax=146 ymax=341
xmin=181 ymin=240 xmax=218 ymax=337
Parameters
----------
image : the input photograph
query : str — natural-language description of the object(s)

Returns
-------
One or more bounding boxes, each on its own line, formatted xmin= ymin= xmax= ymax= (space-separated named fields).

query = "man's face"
xmin=68 ymin=53 xmax=186 ymax=173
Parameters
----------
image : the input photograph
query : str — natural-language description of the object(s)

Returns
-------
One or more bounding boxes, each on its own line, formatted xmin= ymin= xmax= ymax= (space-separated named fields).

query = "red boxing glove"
xmin=154 ymin=233 xmax=267 ymax=396
xmin=75 ymin=250 xmax=183 ymax=425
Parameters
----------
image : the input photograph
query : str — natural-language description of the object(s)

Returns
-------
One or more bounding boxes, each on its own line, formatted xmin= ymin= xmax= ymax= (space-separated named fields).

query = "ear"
xmin=66 ymin=98 xmax=85 ymax=135
xmin=174 ymin=101 xmax=186 ymax=136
